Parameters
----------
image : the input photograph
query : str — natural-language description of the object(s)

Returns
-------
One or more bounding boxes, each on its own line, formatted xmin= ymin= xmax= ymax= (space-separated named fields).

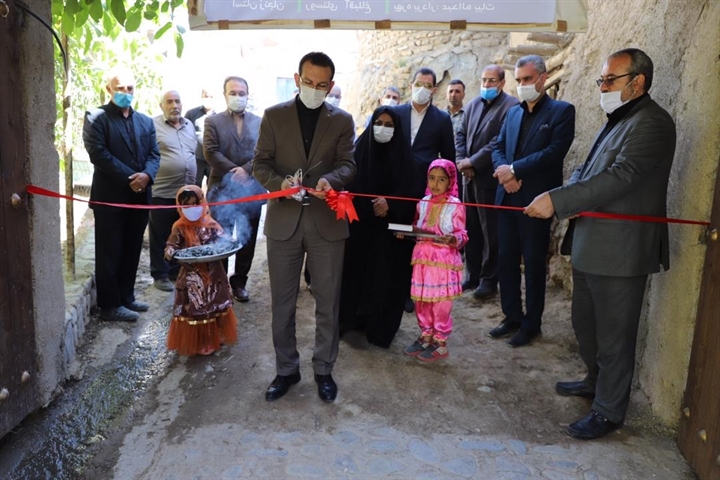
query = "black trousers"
xmin=571 ymin=268 xmax=647 ymax=424
xmin=497 ymin=208 xmax=551 ymax=332
xmin=464 ymin=185 xmax=499 ymax=289
xmin=93 ymin=206 xmax=149 ymax=309
xmin=216 ymin=213 xmax=261 ymax=290
xmin=149 ymin=197 xmax=180 ymax=281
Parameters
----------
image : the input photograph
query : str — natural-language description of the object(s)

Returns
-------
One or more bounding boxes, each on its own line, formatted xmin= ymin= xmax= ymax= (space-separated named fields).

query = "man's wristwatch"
xmin=510 ymin=164 xmax=516 ymax=176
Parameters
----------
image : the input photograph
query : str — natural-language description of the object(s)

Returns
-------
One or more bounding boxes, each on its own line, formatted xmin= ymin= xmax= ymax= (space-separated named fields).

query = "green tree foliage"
xmin=53 ymin=0 xmax=186 ymax=160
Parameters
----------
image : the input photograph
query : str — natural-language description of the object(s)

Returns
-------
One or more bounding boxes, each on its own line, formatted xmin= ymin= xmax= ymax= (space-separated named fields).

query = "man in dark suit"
xmin=394 ymin=67 xmax=456 ymax=313
xmin=203 ymin=76 xmax=263 ymax=303
xmin=525 ymin=48 xmax=676 ymax=439
xmin=456 ymin=64 xmax=520 ymax=300
xmin=184 ymin=88 xmax=215 ymax=188
xmin=394 ymin=67 xmax=456 ymax=199
xmin=82 ymin=69 xmax=160 ymax=322
xmin=253 ymin=52 xmax=356 ymax=403
xmin=490 ymin=55 xmax=575 ymax=347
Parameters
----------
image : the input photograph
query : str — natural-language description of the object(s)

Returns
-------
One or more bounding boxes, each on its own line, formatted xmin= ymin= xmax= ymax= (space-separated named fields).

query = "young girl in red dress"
xmin=164 ymin=185 xmax=238 ymax=356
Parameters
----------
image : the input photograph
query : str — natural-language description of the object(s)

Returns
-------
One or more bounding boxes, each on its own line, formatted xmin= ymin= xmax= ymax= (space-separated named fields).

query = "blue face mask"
xmin=113 ymin=91 xmax=134 ymax=109
xmin=480 ymin=87 xmax=499 ymax=102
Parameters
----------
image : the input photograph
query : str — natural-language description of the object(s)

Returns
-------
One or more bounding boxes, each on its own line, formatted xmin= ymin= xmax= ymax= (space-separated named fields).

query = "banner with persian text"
xmin=203 ymin=0 xmax=557 ymax=24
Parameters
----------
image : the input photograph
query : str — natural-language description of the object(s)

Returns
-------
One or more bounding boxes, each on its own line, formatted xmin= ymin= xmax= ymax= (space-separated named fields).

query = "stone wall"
xmin=352 ymin=0 xmax=720 ymax=427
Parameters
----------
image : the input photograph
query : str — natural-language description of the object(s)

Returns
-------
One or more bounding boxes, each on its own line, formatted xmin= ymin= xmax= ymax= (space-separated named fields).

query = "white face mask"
xmin=299 ymin=85 xmax=327 ymax=110
xmin=183 ymin=206 xmax=203 ymax=222
xmin=599 ymin=79 xmax=636 ymax=115
xmin=381 ymin=98 xmax=398 ymax=107
xmin=227 ymin=94 xmax=247 ymax=113
xmin=516 ymin=78 xmax=542 ymax=103
xmin=411 ymin=86 xmax=432 ymax=105
xmin=373 ymin=126 xmax=394 ymax=144
xmin=599 ymin=91 xmax=630 ymax=115
xmin=325 ymin=96 xmax=341 ymax=108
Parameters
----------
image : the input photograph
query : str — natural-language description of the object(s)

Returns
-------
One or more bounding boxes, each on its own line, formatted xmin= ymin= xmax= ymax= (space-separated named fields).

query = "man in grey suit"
xmin=253 ymin=52 xmax=356 ymax=403
xmin=525 ymin=48 xmax=676 ymax=440
xmin=456 ymin=64 xmax=519 ymax=300
xmin=203 ymin=76 xmax=263 ymax=303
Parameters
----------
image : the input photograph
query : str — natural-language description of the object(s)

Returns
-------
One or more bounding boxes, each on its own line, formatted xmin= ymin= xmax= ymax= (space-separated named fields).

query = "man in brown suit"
xmin=253 ymin=52 xmax=356 ymax=403
xmin=203 ymin=76 xmax=263 ymax=302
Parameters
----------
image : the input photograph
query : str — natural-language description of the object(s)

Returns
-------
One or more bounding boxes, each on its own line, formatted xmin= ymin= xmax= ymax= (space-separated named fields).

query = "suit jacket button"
xmin=306 ymin=174 xmax=311 ymax=179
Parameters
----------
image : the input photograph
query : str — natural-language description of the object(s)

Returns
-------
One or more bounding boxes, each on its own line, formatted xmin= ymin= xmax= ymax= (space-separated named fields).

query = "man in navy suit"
xmin=489 ymin=55 xmax=575 ymax=347
xmin=83 ymin=68 xmax=160 ymax=322
xmin=394 ymin=67 xmax=456 ymax=199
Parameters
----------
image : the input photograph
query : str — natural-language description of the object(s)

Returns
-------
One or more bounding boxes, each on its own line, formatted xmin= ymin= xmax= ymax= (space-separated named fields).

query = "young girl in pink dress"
xmin=404 ymin=159 xmax=467 ymax=362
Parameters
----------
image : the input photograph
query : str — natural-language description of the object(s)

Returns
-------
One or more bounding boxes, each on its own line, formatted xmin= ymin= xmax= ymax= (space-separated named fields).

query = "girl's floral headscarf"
xmin=425 ymin=158 xmax=459 ymax=198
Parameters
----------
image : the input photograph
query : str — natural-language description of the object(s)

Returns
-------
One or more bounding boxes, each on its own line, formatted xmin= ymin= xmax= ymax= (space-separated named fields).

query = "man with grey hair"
xmin=525 ymin=48 xmax=676 ymax=440
xmin=488 ymin=54 xmax=575 ymax=347
xmin=149 ymin=90 xmax=197 ymax=292
xmin=456 ymin=65 xmax=519 ymax=300
xmin=325 ymin=85 xmax=342 ymax=108
xmin=83 ymin=68 xmax=160 ymax=322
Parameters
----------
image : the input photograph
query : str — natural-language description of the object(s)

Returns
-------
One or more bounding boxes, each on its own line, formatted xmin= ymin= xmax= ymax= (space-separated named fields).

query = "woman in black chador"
xmin=339 ymin=106 xmax=418 ymax=348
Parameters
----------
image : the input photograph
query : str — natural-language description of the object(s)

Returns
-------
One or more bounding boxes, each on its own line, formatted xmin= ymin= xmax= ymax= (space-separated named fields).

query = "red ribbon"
xmin=26 ymin=185 xmax=710 ymax=227
xmin=25 ymin=184 xmax=301 ymax=209
xmin=325 ymin=189 xmax=359 ymax=223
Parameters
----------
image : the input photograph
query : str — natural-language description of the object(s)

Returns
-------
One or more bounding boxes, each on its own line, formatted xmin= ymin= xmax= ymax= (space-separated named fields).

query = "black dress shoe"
xmin=507 ymin=329 xmax=541 ymax=347
xmin=472 ymin=284 xmax=497 ymax=300
xmin=124 ymin=300 xmax=150 ymax=312
xmin=566 ymin=410 xmax=622 ymax=440
xmin=314 ymin=374 xmax=337 ymax=403
xmin=488 ymin=318 xmax=520 ymax=338
xmin=461 ymin=280 xmax=479 ymax=292
xmin=233 ymin=287 xmax=250 ymax=303
xmin=265 ymin=372 xmax=301 ymax=401
xmin=556 ymin=380 xmax=596 ymax=399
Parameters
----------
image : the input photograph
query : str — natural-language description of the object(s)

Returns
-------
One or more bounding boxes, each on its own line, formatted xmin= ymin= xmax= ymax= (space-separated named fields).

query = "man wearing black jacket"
xmin=82 ymin=68 xmax=160 ymax=322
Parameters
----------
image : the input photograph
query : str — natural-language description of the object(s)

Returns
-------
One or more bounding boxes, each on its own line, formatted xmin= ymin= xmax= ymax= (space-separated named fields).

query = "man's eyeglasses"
xmin=595 ymin=72 xmax=635 ymax=87
xmin=413 ymin=81 xmax=434 ymax=89
xmin=299 ymin=77 xmax=330 ymax=91
xmin=481 ymin=78 xmax=500 ymax=85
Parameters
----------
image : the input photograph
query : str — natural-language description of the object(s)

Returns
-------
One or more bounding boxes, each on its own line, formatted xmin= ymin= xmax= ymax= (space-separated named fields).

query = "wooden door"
xmin=0 ymin=6 xmax=39 ymax=439
xmin=677 ymin=160 xmax=720 ymax=479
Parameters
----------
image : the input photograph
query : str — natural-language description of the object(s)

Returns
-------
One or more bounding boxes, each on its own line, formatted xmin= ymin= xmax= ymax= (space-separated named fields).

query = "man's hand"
xmin=524 ymin=192 xmax=555 ymax=219
xmin=503 ymin=178 xmax=522 ymax=193
xmin=129 ymin=172 xmax=150 ymax=193
xmin=309 ymin=177 xmax=331 ymax=200
xmin=457 ymin=159 xmax=474 ymax=179
xmin=230 ymin=166 xmax=250 ymax=182
xmin=493 ymin=164 xmax=515 ymax=185
xmin=280 ymin=178 xmax=300 ymax=199
xmin=372 ymin=197 xmax=389 ymax=217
